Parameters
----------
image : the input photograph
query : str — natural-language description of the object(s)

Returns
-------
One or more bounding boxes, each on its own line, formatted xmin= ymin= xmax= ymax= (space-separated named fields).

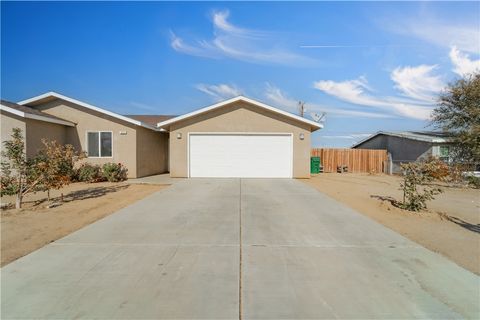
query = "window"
xmin=87 ymin=131 xmax=112 ymax=157
xmin=439 ymin=145 xmax=450 ymax=162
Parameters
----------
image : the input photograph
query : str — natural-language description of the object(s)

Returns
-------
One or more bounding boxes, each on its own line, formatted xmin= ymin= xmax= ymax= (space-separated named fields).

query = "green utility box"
xmin=310 ymin=157 xmax=321 ymax=174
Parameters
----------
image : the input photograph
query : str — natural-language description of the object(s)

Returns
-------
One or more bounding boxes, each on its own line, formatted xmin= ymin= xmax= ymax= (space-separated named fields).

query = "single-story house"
xmin=352 ymin=131 xmax=452 ymax=173
xmin=1 ymin=92 xmax=322 ymax=178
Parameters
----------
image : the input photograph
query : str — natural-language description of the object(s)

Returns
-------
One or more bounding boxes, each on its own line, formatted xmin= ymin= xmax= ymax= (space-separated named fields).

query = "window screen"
xmin=100 ymin=132 xmax=112 ymax=157
xmin=87 ymin=132 xmax=99 ymax=157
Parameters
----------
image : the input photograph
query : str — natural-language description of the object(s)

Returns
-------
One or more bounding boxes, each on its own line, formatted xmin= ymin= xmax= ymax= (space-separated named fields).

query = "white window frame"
xmin=86 ymin=131 xmax=113 ymax=158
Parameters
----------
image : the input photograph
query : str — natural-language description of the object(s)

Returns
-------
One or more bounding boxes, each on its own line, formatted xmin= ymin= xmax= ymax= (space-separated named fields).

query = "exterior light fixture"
xmin=299 ymin=133 xmax=305 ymax=140
xmin=176 ymin=132 xmax=182 ymax=139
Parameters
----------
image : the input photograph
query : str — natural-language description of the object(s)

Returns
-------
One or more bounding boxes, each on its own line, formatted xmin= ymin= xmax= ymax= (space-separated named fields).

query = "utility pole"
xmin=298 ymin=101 xmax=306 ymax=117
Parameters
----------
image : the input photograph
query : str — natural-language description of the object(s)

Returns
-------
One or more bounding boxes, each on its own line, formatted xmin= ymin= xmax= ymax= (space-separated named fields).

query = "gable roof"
xmin=126 ymin=114 xmax=177 ymax=127
xmin=156 ymin=96 xmax=323 ymax=131
xmin=1 ymin=99 xmax=75 ymax=127
xmin=18 ymin=92 xmax=159 ymax=131
xmin=352 ymin=131 xmax=451 ymax=148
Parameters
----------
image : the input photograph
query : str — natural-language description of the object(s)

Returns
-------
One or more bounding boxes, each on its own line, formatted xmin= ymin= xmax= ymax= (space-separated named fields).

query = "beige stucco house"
xmin=1 ymin=92 xmax=322 ymax=178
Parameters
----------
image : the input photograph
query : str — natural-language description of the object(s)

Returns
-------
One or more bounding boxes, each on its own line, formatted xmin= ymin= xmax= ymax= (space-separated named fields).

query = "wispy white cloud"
xmin=391 ymin=64 xmax=445 ymax=103
xmin=313 ymin=77 xmax=434 ymax=120
xmin=195 ymin=83 xmax=243 ymax=101
xmin=264 ymin=83 xmax=393 ymax=119
xmin=387 ymin=17 xmax=480 ymax=54
xmin=170 ymin=10 xmax=314 ymax=66
xmin=449 ymin=46 xmax=480 ymax=77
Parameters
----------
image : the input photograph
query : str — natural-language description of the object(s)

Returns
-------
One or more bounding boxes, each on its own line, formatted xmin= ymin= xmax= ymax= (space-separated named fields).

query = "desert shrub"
xmin=399 ymin=162 xmax=443 ymax=212
xmin=102 ymin=162 xmax=128 ymax=182
xmin=466 ymin=176 xmax=480 ymax=189
xmin=76 ymin=163 xmax=103 ymax=182
xmin=423 ymin=156 xmax=450 ymax=181
xmin=1 ymin=128 xmax=84 ymax=208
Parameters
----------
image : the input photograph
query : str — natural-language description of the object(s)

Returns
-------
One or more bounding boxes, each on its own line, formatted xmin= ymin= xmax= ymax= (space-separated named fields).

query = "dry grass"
xmin=304 ymin=173 xmax=480 ymax=275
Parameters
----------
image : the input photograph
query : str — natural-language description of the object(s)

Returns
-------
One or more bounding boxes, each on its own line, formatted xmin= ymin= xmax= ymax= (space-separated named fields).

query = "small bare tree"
xmin=1 ymin=128 xmax=39 ymax=208
xmin=399 ymin=162 xmax=443 ymax=212
xmin=34 ymin=139 xmax=85 ymax=201
xmin=1 ymin=128 xmax=84 ymax=208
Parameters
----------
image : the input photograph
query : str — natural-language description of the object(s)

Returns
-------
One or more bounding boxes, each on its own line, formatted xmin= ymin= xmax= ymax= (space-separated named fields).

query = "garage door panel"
xmin=189 ymin=134 xmax=292 ymax=178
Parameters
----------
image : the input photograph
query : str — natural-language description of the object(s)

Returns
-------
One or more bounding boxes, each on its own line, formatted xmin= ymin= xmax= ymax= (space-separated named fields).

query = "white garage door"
xmin=189 ymin=133 xmax=293 ymax=178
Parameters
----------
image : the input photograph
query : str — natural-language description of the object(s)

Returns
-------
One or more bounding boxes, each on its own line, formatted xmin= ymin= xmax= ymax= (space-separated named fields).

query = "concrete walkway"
xmin=1 ymin=179 xmax=479 ymax=319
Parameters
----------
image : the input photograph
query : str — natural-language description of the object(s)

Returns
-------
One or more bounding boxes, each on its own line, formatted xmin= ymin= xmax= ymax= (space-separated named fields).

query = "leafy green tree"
xmin=432 ymin=74 xmax=480 ymax=165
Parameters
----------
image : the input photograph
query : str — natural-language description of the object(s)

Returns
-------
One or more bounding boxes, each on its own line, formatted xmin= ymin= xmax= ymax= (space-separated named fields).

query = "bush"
xmin=466 ymin=176 xmax=480 ymax=189
xmin=398 ymin=162 xmax=443 ymax=212
xmin=76 ymin=163 xmax=103 ymax=182
xmin=423 ymin=156 xmax=450 ymax=181
xmin=102 ymin=163 xmax=128 ymax=182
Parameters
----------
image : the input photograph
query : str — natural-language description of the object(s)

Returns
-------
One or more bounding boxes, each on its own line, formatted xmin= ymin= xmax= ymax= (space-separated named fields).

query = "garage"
xmin=157 ymin=96 xmax=323 ymax=178
xmin=189 ymin=133 xmax=293 ymax=178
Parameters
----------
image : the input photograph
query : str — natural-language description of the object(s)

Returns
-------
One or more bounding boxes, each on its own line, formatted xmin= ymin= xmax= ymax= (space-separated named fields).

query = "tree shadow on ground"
xmin=370 ymin=195 xmax=480 ymax=234
xmin=370 ymin=195 xmax=400 ymax=207
xmin=443 ymin=215 xmax=480 ymax=234
xmin=61 ymin=185 xmax=130 ymax=203
xmin=29 ymin=184 xmax=130 ymax=207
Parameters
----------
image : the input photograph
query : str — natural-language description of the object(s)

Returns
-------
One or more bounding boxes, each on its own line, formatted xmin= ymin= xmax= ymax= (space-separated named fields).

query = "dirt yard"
xmin=304 ymin=173 xmax=480 ymax=275
xmin=1 ymin=182 xmax=166 ymax=266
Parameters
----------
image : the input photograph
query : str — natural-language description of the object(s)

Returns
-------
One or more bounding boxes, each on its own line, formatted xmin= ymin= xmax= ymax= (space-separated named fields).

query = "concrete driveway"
xmin=1 ymin=179 xmax=479 ymax=319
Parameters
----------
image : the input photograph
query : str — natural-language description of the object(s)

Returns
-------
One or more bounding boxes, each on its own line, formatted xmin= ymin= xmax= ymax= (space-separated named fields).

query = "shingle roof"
xmin=1 ymin=99 xmax=75 ymax=126
xmin=125 ymin=115 xmax=177 ymax=127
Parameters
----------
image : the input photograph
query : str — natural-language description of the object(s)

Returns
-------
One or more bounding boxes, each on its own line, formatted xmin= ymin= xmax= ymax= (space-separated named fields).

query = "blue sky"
xmin=2 ymin=1 xmax=479 ymax=147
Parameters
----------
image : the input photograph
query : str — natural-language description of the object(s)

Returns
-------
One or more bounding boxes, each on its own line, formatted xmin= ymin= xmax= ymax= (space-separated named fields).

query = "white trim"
xmin=0 ymin=103 xmax=75 ymax=127
xmin=18 ymin=92 xmax=158 ymax=131
xmin=187 ymin=132 xmax=294 ymax=178
xmin=85 ymin=130 xmax=113 ymax=158
xmin=157 ymin=96 xmax=323 ymax=131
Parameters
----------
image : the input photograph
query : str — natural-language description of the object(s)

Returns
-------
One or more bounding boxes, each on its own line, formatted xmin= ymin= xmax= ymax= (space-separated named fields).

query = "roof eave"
xmin=0 ymin=104 xmax=75 ymax=127
xmin=156 ymin=95 xmax=323 ymax=131
xmin=19 ymin=92 xmax=160 ymax=131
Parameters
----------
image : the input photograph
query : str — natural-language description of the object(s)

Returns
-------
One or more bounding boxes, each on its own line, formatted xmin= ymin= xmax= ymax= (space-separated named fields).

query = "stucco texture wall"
xmin=1 ymin=111 xmax=67 ymax=158
xmin=25 ymin=119 xmax=67 ymax=158
xmin=35 ymin=99 xmax=140 ymax=178
xmin=1 ymin=111 xmax=26 ymax=156
xmin=169 ymin=101 xmax=312 ymax=178
xmin=136 ymin=127 xmax=169 ymax=177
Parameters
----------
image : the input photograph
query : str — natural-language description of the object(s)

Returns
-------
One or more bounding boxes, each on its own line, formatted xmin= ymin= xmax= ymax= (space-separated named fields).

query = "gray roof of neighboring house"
xmin=352 ymin=131 xmax=452 ymax=148
xmin=125 ymin=115 xmax=177 ymax=127
xmin=0 ymin=99 xmax=75 ymax=126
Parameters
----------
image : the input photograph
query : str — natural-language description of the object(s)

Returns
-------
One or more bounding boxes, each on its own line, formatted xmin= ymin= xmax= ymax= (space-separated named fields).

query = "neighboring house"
xmin=352 ymin=131 xmax=452 ymax=173
xmin=1 ymin=92 xmax=322 ymax=178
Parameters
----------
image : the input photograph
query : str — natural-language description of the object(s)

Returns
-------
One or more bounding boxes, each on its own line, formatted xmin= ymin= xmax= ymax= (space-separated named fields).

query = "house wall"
xmin=34 ymin=99 xmax=140 ymax=178
xmin=25 ymin=118 xmax=67 ymax=158
xmin=169 ymin=101 xmax=312 ymax=178
xmin=355 ymin=134 xmax=434 ymax=173
xmin=136 ymin=127 xmax=169 ymax=177
xmin=1 ymin=111 xmax=26 ymax=156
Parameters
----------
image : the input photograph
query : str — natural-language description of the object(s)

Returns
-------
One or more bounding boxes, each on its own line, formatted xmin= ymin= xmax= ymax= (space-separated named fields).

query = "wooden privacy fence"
xmin=311 ymin=148 xmax=388 ymax=173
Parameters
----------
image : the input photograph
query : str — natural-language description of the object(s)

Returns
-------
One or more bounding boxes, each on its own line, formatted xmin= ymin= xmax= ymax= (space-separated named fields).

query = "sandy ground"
xmin=304 ymin=173 xmax=480 ymax=275
xmin=1 ymin=182 xmax=166 ymax=266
